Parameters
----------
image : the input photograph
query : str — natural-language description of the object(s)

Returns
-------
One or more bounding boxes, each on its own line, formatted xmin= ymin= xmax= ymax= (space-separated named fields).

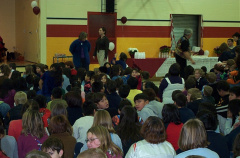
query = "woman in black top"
xmin=93 ymin=27 xmax=109 ymax=66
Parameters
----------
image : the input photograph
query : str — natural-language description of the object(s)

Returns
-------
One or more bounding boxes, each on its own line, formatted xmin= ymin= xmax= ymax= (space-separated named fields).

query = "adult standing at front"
xmin=93 ymin=27 xmax=109 ymax=66
xmin=175 ymin=28 xmax=195 ymax=78
xmin=69 ymin=32 xmax=91 ymax=71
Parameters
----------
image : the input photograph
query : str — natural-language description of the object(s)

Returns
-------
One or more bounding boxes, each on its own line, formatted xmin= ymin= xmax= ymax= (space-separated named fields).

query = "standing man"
xmin=93 ymin=27 xmax=109 ymax=66
xmin=175 ymin=28 xmax=195 ymax=78
xmin=69 ymin=32 xmax=91 ymax=71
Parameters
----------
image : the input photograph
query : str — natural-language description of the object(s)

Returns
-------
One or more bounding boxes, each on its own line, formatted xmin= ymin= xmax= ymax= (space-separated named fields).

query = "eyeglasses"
xmin=85 ymin=138 xmax=98 ymax=143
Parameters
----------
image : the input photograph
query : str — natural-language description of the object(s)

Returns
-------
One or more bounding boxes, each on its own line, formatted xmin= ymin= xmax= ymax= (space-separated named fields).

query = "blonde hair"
xmin=187 ymin=88 xmax=200 ymax=96
xmin=92 ymin=110 xmax=115 ymax=133
xmin=190 ymin=91 xmax=202 ymax=101
xmin=87 ymin=126 xmax=123 ymax=157
xmin=14 ymin=91 xmax=27 ymax=105
xmin=194 ymin=69 xmax=204 ymax=77
xmin=178 ymin=119 xmax=208 ymax=151
xmin=77 ymin=148 xmax=107 ymax=158
xmin=22 ymin=110 xmax=45 ymax=138
xmin=203 ymin=86 xmax=213 ymax=96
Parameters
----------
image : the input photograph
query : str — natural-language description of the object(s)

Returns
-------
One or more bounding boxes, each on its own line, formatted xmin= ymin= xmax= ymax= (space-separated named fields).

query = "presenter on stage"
xmin=69 ymin=32 xmax=91 ymax=71
xmin=175 ymin=28 xmax=195 ymax=78
xmin=93 ymin=27 xmax=109 ymax=66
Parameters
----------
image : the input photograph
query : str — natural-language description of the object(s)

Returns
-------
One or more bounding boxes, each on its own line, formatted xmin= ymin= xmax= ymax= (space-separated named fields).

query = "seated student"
xmin=218 ymin=42 xmax=236 ymax=62
xmin=42 ymin=137 xmax=64 ymax=158
xmin=65 ymin=91 xmax=83 ymax=126
xmin=194 ymin=69 xmax=208 ymax=91
xmin=224 ymin=59 xmax=235 ymax=74
xmin=48 ymin=115 xmax=76 ymax=158
xmin=131 ymin=68 xmax=142 ymax=90
xmin=202 ymin=85 xmax=215 ymax=104
xmin=216 ymin=80 xmax=230 ymax=118
xmin=127 ymin=77 xmax=142 ymax=106
xmin=106 ymin=80 xmax=121 ymax=110
xmin=92 ymin=92 xmax=118 ymax=118
xmin=214 ymin=63 xmax=228 ymax=81
xmin=111 ymin=52 xmax=127 ymax=70
xmin=92 ymin=81 xmax=104 ymax=93
xmin=173 ymin=92 xmax=195 ymax=123
xmin=0 ymin=78 xmax=16 ymax=108
xmin=141 ymin=71 xmax=150 ymax=84
xmin=26 ymin=150 xmax=51 ymax=158
xmin=7 ymin=91 xmax=27 ymax=122
xmin=142 ymin=88 xmax=163 ymax=119
xmin=36 ymin=63 xmax=45 ymax=78
xmin=111 ymin=65 xmax=128 ymax=84
xmin=65 ymin=61 xmax=77 ymax=76
xmin=46 ymin=87 xmax=63 ymax=110
xmin=134 ymin=93 xmax=160 ymax=122
xmin=0 ymin=117 xmax=18 ymax=158
xmin=22 ymin=65 xmax=36 ymax=79
xmin=73 ymin=101 xmax=97 ymax=144
xmin=34 ymin=95 xmax=51 ymax=127
xmin=143 ymin=81 xmax=159 ymax=100
xmin=159 ymin=63 xmax=185 ymax=104
xmin=229 ymin=86 xmax=240 ymax=101
xmin=84 ymin=71 xmax=94 ymax=94
xmin=196 ymin=110 xmax=229 ymax=158
xmin=187 ymin=88 xmax=204 ymax=115
xmin=104 ymin=62 xmax=111 ymax=75
xmin=162 ymin=104 xmax=183 ymax=151
xmin=115 ymin=105 xmax=142 ymax=155
xmin=206 ymin=72 xmax=220 ymax=104
xmin=126 ymin=116 xmax=176 ymax=157
xmin=77 ymin=148 xmax=107 ymax=158
xmin=118 ymin=85 xmax=130 ymax=101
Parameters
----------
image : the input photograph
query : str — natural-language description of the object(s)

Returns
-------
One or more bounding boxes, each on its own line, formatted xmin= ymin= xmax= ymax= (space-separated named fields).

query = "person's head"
xmin=178 ymin=118 xmax=208 ymax=151
xmin=162 ymin=104 xmax=181 ymax=125
xmin=203 ymin=85 xmax=213 ymax=97
xmin=25 ymin=65 xmax=35 ymax=75
xmin=93 ymin=93 xmax=109 ymax=109
xmin=127 ymin=77 xmax=138 ymax=89
xmin=8 ymin=62 xmax=16 ymax=71
xmin=233 ymin=133 xmax=240 ymax=158
xmin=198 ymin=102 xmax=216 ymax=116
xmin=14 ymin=91 xmax=27 ymax=105
xmin=36 ymin=63 xmax=45 ymax=74
xmin=141 ymin=71 xmax=150 ymax=80
xmin=106 ymin=80 xmax=116 ymax=94
xmin=141 ymin=116 xmax=166 ymax=144
xmin=184 ymin=28 xmax=193 ymax=39
xmin=206 ymin=72 xmax=217 ymax=83
xmin=131 ymin=68 xmax=139 ymax=78
xmin=227 ymin=38 xmax=234 ymax=47
xmin=172 ymin=90 xmax=183 ymax=101
xmin=114 ymin=77 xmax=123 ymax=90
xmin=216 ymin=80 xmax=230 ymax=96
xmin=92 ymin=81 xmax=104 ymax=93
xmin=34 ymin=95 xmax=47 ymax=109
xmin=51 ymin=87 xmax=62 ymax=99
xmin=123 ymin=67 xmax=133 ymax=75
xmin=184 ymin=65 xmax=194 ymax=80
xmin=232 ymin=32 xmax=240 ymax=42
xmin=22 ymin=110 xmax=45 ymax=138
xmin=144 ymin=81 xmax=159 ymax=95
xmin=0 ymin=64 xmax=11 ymax=77
xmin=143 ymin=88 xmax=156 ymax=101
xmin=77 ymin=68 xmax=86 ymax=82
xmin=99 ymin=66 xmax=108 ymax=74
xmin=227 ymin=59 xmax=235 ymax=68
xmin=104 ymin=62 xmax=111 ymax=69
xmin=65 ymin=91 xmax=82 ymax=108
xmin=169 ymin=63 xmax=180 ymax=76
xmin=187 ymin=88 xmax=200 ymax=102
xmin=228 ymin=99 xmax=240 ymax=124
xmin=174 ymin=93 xmax=187 ymax=108
xmin=92 ymin=110 xmax=114 ymax=133
xmin=42 ymin=137 xmax=64 ymax=158
xmin=98 ymin=73 xmax=107 ymax=85
xmin=118 ymin=100 xmax=132 ymax=113
xmin=201 ymin=66 xmax=207 ymax=76
xmin=119 ymin=105 xmax=138 ymax=125
xmin=214 ymin=63 xmax=224 ymax=74
xmin=196 ymin=110 xmax=218 ymax=131
xmin=190 ymin=91 xmax=202 ymax=102
xmin=87 ymin=125 xmax=123 ymax=156
xmin=77 ymin=148 xmax=107 ymax=158
xmin=27 ymin=90 xmax=37 ymax=100
xmin=185 ymin=78 xmax=196 ymax=90
xmin=50 ymin=103 xmax=68 ymax=117
xmin=99 ymin=27 xmax=106 ymax=36
xmin=64 ymin=61 xmax=74 ymax=69
xmin=219 ymin=42 xmax=230 ymax=53
xmin=111 ymin=65 xmax=121 ymax=77
xmin=118 ymin=85 xmax=130 ymax=99
xmin=25 ymin=150 xmax=51 ymax=158
xmin=229 ymin=86 xmax=240 ymax=101
xmin=85 ymin=71 xmax=94 ymax=81
xmin=194 ymin=69 xmax=204 ymax=80
xmin=78 ymin=32 xmax=87 ymax=41
xmin=49 ymin=115 xmax=72 ymax=135
xmin=10 ymin=70 xmax=21 ymax=80
xmin=82 ymin=101 xmax=97 ymax=116
xmin=119 ymin=52 xmax=127 ymax=61
xmin=134 ymin=93 xmax=149 ymax=111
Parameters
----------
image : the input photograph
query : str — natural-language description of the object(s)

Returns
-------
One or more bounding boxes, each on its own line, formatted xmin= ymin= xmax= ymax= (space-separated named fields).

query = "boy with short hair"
xmin=134 ymin=93 xmax=158 ymax=122
xmin=42 ymin=137 xmax=64 ymax=158
xmin=92 ymin=81 xmax=104 ymax=93
xmin=106 ymin=80 xmax=121 ymax=110
xmin=127 ymin=77 xmax=142 ymax=106
xmin=202 ymin=85 xmax=215 ymax=104
xmin=46 ymin=87 xmax=63 ymax=110
xmin=229 ymin=86 xmax=240 ymax=101
xmin=84 ymin=71 xmax=94 ymax=94
xmin=206 ymin=72 xmax=220 ymax=104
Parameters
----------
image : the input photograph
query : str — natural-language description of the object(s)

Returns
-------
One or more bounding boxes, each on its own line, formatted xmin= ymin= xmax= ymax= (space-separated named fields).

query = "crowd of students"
xmin=0 ymin=46 xmax=240 ymax=158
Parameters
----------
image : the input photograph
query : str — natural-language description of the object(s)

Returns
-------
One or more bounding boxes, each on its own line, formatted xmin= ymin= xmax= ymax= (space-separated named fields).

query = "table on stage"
xmin=126 ymin=56 xmax=219 ymax=77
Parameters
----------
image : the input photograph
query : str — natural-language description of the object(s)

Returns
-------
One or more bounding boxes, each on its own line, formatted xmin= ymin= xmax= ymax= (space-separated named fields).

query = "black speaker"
xmin=106 ymin=0 xmax=115 ymax=13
